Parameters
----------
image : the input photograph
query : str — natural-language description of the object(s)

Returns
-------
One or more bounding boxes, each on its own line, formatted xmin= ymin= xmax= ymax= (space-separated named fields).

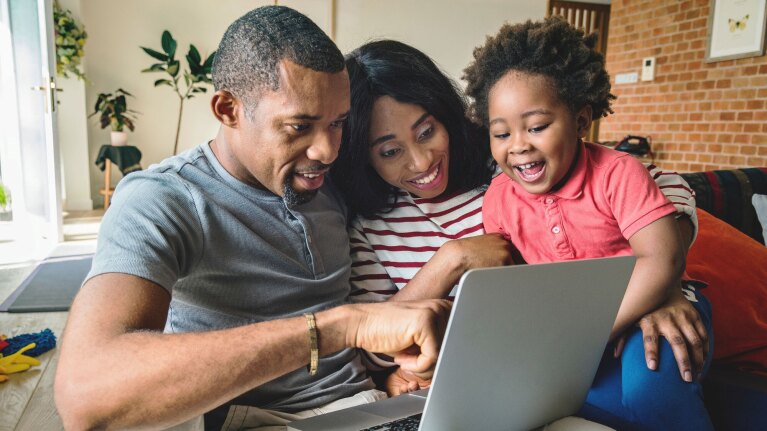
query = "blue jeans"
xmin=578 ymin=287 xmax=714 ymax=431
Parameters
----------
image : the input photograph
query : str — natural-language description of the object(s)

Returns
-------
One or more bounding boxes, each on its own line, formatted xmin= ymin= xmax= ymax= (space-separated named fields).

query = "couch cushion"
xmin=687 ymin=209 xmax=767 ymax=372
xmin=681 ymin=168 xmax=767 ymax=244
xmin=754 ymin=194 xmax=767 ymax=246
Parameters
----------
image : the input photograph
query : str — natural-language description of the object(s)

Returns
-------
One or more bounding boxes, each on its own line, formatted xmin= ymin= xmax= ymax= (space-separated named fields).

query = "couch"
xmin=678 ymin=167 xmax=767 ymax=430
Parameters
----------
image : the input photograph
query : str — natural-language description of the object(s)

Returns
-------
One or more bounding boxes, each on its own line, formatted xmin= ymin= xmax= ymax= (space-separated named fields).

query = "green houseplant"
xmin=0 ymin=181 xmax=11 ymax=222
xmin=141 ymin=30 xmax=215 ymax=155
xmin=53 ymin=0 xmax=87 ymax=80
xmin=89 ymin=89 xmax=138 ymax=146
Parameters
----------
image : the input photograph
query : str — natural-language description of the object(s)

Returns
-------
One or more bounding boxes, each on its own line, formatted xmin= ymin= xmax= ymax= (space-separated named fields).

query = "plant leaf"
xmin=154 ymin=79 xmax=172 ymax=87
xmin=141 ymin=63 xmax=166 ymax=73
xmin=141 ymin=46 xmax=168 ymax=62
xmin=203 ymin=51 xmax=216 ymax=70
xmin=167 ymin=60 xmax=180 ymax=77
xmin=161 ymin=30 xmax=177 ymax=59
xmin=187 ymin=44 xmax=201 ymax=65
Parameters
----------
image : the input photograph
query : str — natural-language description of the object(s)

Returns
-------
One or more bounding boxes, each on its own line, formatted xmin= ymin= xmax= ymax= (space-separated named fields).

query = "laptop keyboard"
xmin=361 ymin=413 xmax=422 ymax=430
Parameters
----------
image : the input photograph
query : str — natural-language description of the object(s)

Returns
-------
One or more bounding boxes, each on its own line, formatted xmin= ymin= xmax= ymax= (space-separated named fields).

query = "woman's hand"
xmin=385 ymin=368 xmax=433 ymax=396
xmin=392 ymin=234 xmax=515 ymax=301
xmin=445 ymin=233 xmax=516 ymax=272
xmin=613 ymin=286 xmax=708 ymax=382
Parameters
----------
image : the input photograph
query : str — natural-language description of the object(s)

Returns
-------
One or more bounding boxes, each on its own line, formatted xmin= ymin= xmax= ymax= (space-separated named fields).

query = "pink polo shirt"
xmin=483 ymin=141 xmax=676 ymax=263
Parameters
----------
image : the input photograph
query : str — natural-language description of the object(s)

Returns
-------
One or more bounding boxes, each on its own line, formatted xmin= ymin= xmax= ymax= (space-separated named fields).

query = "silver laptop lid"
xmin=419 ymin=256 xmax=635 ymax=431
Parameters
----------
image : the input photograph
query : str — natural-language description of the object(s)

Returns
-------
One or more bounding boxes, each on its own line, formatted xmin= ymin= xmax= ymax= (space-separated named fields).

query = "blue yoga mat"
xmin=0 ymin=255 xmax=93 ymax=312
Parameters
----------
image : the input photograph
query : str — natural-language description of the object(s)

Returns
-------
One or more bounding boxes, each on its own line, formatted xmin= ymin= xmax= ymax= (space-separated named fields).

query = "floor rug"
xmin=0 ymin=254 xmax=93 ymax=312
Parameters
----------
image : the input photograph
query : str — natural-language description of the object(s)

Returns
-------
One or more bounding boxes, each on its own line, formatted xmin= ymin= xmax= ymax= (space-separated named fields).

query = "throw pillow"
xmin=753 ymin=194 xmax=767 ymax=246
xmin=686 ymin=209 xmax=767 ymax=374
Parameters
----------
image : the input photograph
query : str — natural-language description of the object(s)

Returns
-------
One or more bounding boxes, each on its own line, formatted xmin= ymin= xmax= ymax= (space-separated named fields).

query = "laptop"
xmin=288 ymin=256 xmax=635 ymax=431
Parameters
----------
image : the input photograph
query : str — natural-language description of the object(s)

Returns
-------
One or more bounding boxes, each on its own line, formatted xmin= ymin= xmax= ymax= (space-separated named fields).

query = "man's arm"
xmin=55 ymin=273 xmax=451 ymax=430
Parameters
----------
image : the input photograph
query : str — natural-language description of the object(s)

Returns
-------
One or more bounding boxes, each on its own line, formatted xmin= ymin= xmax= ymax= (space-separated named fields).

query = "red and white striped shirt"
xmin=349 ymin=165 xmax=697 ymax=302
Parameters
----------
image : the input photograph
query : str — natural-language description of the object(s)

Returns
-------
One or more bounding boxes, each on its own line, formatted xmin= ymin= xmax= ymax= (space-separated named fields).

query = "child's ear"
xmin=575 ymin=105 xmax=593 ymax=138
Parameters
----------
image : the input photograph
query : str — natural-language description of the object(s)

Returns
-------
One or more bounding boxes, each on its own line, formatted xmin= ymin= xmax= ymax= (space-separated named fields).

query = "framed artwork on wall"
xmin=706 ymin=0 xmax=767 ymax=62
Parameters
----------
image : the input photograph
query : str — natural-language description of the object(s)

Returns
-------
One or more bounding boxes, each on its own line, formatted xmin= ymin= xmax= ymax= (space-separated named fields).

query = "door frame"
xmin=0 ymin=0 xmax=63 ymax=246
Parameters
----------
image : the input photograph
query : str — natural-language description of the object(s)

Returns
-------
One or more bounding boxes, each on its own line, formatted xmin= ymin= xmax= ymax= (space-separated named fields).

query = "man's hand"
xmin=385 ymin=368 xmax=433 ymax=396
xmin=342 ymin=300 xmax=452 ymax=374
xmin=614 ymin=287 xmax=708 ymax=382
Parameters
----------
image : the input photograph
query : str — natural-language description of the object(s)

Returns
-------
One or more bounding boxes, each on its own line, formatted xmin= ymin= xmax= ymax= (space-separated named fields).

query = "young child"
xmin=463 ymin=17 xmax=714 ymax=431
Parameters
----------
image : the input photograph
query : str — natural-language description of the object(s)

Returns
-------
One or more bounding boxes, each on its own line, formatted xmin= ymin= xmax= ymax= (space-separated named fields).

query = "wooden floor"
xmin=0 ymin=210 xmax=102 ymax=431
xmin=0 ymin=263 xmax=68 ymax=431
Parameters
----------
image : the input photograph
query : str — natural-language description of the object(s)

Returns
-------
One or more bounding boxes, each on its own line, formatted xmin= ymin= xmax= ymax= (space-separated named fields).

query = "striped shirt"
xmin=349 ymin=164 xmax=698 ymax=302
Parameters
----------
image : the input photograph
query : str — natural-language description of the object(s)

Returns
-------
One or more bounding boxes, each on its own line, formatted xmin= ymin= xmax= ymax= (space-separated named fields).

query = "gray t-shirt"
xmin=87 ymin=142 xmax=373 ymax=414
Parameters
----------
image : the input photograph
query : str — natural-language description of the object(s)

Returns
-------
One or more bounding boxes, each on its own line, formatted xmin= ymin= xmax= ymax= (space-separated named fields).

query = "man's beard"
xmin=282 ymin=176 xmax=319 ymax=206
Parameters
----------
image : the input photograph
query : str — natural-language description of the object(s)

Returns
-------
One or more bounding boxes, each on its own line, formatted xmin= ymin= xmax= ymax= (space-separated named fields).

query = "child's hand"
xmin=385 ymin=368 xmax=432 ymax=396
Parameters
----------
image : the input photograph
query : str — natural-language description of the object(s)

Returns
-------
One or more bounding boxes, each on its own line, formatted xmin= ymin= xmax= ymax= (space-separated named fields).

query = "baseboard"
xmin=63 ymin=198 xmax=94 ymax=212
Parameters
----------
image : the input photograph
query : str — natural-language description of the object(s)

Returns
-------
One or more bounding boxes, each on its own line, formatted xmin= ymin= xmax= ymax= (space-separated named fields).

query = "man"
xmin=54 ymin=6 xmax=450 ymax=430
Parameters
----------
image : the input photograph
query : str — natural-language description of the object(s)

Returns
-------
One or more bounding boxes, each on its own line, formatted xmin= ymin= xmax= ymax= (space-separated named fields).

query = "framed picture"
xmin=705 ymin=0 xmax=767 ymax=62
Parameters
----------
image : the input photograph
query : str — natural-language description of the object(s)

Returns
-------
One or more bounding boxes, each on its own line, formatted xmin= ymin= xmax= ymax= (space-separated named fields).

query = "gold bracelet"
xmin=304 ymin=312 xmax=318 ymax=376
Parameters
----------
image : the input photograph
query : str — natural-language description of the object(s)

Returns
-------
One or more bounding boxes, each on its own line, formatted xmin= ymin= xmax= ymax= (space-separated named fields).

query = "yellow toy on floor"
xmin=0 ymin=343 xmax=40 ymax=382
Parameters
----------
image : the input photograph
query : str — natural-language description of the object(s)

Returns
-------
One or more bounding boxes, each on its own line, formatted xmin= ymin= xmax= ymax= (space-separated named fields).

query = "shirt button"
xmin=552 ymin=226 xmax=561 ymax=234
xmin=545 ymin=198 xmax=554 ymax=204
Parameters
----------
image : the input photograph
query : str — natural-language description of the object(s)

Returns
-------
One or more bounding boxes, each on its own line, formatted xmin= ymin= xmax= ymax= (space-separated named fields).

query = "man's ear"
xmin=211 ymin=90 xmax=239 ymax=127
xmin=576 ymin=105 xmax=593 ymax=138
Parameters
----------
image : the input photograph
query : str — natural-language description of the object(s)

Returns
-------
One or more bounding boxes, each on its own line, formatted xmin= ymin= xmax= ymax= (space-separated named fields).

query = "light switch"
xmin=641 ymin=57 xmax=655 ymax=81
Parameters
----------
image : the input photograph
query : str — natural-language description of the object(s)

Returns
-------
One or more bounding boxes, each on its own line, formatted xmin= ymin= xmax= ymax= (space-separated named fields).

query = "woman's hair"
xmin=330 ymin=40 xmax=494 ymax=218
xmin=463 ymin=16 xmax=616 ymax=127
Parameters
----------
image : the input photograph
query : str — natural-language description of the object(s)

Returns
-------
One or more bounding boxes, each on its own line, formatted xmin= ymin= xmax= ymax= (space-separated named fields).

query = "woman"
xmin=331 ymin=40 xmax=709 ymax=402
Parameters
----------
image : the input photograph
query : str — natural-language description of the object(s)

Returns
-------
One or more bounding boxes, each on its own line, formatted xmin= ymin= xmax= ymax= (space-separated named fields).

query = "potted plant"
xmin=0 ymin=181 xmax=11 ymax=222
xmin=89 ymin=89 xmax=138 ymax=146
xmin=54 ymin=0 xmax=87 ymax=81
xmin=141 ymin=30 xmax=214 ymax=155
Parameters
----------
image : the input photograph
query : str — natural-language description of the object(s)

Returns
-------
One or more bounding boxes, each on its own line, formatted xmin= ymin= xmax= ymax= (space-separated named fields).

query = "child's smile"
xmin=487 ymin=71 xmax=591 ymax=195
xmin=512 ymin=160 xmax=546 ymax=183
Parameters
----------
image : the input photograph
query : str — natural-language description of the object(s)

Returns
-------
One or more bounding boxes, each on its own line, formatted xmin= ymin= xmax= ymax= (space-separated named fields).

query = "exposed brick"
xmin=602 ymin=0 xmax=766 ymax=170
xmin=729 ymin=156 xmax=746 ymax=165
xmin=737 ymin=112 xmax=754 ymax=121
xmin=740 ymin=145 xmax=757 ymax=155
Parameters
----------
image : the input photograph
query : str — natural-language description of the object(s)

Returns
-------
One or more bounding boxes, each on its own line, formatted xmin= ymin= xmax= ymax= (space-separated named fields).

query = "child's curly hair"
xmin=463 ymin=16 xmax=615 ymax=126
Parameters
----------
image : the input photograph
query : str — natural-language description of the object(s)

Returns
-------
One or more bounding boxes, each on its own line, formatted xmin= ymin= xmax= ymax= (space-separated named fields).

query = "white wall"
xmin=57 ymin=0 xmax=93 ymax=212
xmin=79 ymin=0 xmax=544 ymax=206
xmin=334 ymin=0 xmax=545 ymax=83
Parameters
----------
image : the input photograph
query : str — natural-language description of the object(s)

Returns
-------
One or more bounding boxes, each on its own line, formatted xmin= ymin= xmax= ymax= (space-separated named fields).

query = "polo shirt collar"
xmin=549 ymin=139 xmax=587 ymax=200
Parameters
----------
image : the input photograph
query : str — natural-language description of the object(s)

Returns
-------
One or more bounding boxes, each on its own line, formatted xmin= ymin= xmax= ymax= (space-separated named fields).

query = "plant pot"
xmin=110 ymin=131 xmax=128 ymax=146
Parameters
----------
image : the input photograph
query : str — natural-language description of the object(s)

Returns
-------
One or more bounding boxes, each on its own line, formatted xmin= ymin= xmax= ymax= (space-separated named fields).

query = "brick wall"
xmin=600 ymin=0 xmax=767 ymax=172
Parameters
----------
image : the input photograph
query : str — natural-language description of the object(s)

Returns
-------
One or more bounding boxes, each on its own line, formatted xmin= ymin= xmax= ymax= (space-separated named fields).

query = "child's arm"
xmin=612 ymin=213 xmax=686 ymax=339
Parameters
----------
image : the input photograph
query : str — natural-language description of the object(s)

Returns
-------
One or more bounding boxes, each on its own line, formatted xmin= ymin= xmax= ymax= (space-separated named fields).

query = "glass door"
xmin=0 ymin=0 xmax=62 ymax=252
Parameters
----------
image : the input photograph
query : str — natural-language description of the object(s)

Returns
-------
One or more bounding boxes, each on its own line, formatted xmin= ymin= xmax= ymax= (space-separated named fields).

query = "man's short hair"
xmin=212 ymin=6 xmax=344 ymax=111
